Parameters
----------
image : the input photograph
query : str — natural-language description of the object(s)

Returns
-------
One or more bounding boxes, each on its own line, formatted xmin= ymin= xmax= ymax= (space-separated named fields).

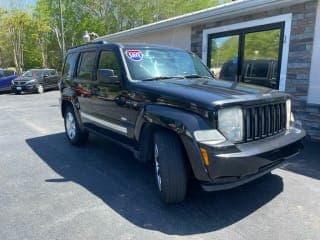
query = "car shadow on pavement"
xmin=26 ymin=133 xmax=284 ymax=235
xmin=281 ymin=140 xmax=320 ymax=180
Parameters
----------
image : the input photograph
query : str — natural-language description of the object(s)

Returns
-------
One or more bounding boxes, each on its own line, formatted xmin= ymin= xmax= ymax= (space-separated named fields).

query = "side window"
xmin=62 ymin=53 xmax=79 ymax=79
xmin=43 ymin=71 xmax=49 ymax=77
xmin=4 ymin=70 xmax=14 ymax=77
xmin=98 ymin=51 xmax=120 ymax=76
xmin=78 ymin=51 xmax=96 ymax=81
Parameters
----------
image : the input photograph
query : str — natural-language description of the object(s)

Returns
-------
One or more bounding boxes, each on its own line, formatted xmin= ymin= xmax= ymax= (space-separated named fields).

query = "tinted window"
xmin=251 ymin=62 xmax=269 ymax=78
xmin=22 ymin=70 xmax=42 ymax=78
xmin=42 ymin=70 xmax=49 ymax=77
xmin=78 ymin=52 xmax=96 ymax=81
xmin=62 ymin=53 xmax=79 ymax=79
xmin=98 ymin=51 xmax=120 ymax=76
xmin=3 ymin=70 xmax=14 ymax=77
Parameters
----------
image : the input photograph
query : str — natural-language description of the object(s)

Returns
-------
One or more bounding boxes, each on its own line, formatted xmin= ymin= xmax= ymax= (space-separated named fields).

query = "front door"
xmin=87 ymin=49 xmax=136 ymax=142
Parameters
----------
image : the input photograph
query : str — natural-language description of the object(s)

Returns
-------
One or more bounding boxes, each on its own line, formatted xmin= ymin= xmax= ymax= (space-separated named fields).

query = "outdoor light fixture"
xmin=83 ymin=30 xmax=99 ymax=42
xmin=83 ymin=30 xmax=90 ymax=42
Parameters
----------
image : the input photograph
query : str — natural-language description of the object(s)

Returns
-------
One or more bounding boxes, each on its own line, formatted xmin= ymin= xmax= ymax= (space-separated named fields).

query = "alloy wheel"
xmin=66 ymin=112 xmax=76 ymax=140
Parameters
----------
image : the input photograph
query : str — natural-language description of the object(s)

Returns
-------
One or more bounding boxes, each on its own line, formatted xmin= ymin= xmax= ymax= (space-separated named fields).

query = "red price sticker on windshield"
xmin=125 ymin=50 xmax=143 ymax=61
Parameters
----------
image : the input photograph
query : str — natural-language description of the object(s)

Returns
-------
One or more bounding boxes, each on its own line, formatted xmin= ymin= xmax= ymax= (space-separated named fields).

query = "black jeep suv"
xmin=59 ymin=42 xmax=305 ymax=203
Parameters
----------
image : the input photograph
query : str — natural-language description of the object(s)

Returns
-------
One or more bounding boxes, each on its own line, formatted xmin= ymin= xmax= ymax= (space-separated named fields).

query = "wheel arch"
xmin=60 ymin=96 xmax=85 ymax=131
xmin=135 ymin=105 xmax=212 ymax=182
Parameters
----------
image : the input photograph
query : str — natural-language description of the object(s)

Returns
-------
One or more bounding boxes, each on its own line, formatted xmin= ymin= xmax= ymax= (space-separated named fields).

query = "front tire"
xmin=64 ymin=106 xmax=89 ymax=145
xmin=154 ymin=131 xmax=187 ymax=203
xmin=37 ymin=84 xmax=44 ymax=94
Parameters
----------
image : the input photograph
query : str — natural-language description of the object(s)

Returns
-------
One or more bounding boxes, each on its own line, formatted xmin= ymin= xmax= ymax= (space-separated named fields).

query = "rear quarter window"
xmin=62 ymin=53 xmax=79 ymax=79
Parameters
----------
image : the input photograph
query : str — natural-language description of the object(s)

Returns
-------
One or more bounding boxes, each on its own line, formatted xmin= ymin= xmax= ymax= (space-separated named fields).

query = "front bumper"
xmin=12 ymin=84 xmax=37 ymax=92
xmin=195 ymin=127 xmax=305 ymax=191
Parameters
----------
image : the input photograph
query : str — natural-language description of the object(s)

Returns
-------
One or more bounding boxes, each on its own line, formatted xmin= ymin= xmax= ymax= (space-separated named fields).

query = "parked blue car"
xmin=0 ymin=69 xmax=17 ymax=92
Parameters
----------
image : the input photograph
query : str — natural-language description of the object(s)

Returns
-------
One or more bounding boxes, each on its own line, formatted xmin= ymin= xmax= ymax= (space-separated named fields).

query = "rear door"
xmin=83 ymin=48 xmax=135 ymax=142
xmin=74 ymin=50 xmax=98 ymax=124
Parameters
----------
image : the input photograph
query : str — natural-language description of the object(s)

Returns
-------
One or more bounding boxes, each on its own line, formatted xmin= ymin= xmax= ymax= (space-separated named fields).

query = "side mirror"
xmin=43 ymin=74 xmax=49 ymax=78
xmin=97 ymin=69 xmax=119 ymax=84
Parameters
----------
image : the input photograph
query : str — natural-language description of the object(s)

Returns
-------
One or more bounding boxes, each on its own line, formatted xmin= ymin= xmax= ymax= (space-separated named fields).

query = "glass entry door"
xmin=209 ymin=35 xmax=239 ymax=82
xmin=207 ymin=23 xmax=284 ymax=89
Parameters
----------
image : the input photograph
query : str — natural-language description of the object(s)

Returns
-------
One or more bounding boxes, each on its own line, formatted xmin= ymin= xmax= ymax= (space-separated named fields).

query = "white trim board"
xmin=202 ymin=14 xmax=292 ymax=92
xmin=307 ymin=0 xmax=320 ymax=105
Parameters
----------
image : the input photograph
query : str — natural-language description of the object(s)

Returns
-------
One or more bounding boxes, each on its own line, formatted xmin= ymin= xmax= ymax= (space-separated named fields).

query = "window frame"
xmin=202 ymin=14 xmax=292 ymax=91
xmin=207 ymin=22 xmax=284 ymax=89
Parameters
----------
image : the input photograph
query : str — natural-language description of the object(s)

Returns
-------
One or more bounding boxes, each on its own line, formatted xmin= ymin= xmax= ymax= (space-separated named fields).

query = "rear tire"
xmin=64 ymin=106 xmax=88 ymax=146
xmin=154 ymin=131 xmax=187 ymax=203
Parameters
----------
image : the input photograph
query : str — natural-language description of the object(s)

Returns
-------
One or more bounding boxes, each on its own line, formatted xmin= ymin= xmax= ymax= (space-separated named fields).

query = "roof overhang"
xmin=96 ymin=0 xmax=313 ymax=41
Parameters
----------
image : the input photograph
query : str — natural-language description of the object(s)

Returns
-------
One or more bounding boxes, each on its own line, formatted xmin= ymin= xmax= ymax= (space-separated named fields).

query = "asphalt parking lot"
xmin=1 ymin=90 xmax=319 ymax=240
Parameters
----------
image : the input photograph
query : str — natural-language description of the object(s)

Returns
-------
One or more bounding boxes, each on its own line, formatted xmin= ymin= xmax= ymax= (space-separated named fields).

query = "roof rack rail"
xmin=68 ymin=40 xmax=107 ymax=50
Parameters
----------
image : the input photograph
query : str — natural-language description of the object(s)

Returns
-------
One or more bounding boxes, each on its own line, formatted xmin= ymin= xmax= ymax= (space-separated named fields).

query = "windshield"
xmin=22 ymin=70 xmax=42 ymax=78
xmin=123 ymin=48 xmax=213 ymax=81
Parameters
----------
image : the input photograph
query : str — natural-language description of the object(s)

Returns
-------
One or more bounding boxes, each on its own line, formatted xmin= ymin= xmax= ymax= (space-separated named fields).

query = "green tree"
xmin=1 ymin=0 xmax=232 ymax=71
xmin=2 ymin=10 xmax=32 ymax=73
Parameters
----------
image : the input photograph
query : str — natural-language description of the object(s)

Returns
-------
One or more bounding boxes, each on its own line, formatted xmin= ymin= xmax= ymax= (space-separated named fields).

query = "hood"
xmin=133 ymin=78 xmax=288 ymax=110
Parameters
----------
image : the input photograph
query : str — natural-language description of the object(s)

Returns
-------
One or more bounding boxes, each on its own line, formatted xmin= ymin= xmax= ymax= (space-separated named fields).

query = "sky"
xmin=0 ymin=0 xmax=36 ymax=9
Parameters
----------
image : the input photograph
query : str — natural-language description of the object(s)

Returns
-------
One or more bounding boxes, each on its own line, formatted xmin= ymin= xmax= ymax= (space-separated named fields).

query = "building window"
xmin=208 ymin=23 xmax=284 ymax=89
xmin=202 ymin=14 xmax=293 ymax=91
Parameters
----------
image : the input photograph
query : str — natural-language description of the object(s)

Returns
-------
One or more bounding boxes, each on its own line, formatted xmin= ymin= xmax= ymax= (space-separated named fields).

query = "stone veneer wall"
xmin=191 ymin=0 xmax=320 ymax=141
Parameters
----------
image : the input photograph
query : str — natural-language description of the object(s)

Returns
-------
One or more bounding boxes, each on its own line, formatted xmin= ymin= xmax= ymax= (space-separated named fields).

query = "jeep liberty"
xmin=60 ymin=42 xmax=305 ymax=203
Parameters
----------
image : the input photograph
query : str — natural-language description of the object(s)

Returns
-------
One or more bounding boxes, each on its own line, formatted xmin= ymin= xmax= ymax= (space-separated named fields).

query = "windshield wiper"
xmin=143 ymin=76 xmax=184 ymax=81
xmin=183 ymin=74 xmax=211 ymax=79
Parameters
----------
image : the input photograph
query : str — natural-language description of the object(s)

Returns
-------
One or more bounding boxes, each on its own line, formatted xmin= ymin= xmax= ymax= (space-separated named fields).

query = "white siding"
xmin=101 ymin=26 xmax=191 ymax=50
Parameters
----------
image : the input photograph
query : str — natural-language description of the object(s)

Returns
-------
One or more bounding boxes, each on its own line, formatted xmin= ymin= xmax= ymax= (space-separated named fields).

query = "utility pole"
xmin=59 ymin=0 xmax=65 ymax=64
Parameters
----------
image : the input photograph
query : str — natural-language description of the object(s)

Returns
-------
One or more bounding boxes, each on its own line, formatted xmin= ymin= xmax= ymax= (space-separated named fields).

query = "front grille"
xmin=14 ymin=81 xmax=26 ymax=86
xmin=243 ymin=102 xmax=286 ymax=142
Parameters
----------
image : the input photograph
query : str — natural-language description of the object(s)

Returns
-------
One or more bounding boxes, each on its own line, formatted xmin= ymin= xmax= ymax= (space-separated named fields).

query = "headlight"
xmin=218 ymin=106 xmax=243 ymax=142
xmin=286 ymin=99 xmax=291 ymax=129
